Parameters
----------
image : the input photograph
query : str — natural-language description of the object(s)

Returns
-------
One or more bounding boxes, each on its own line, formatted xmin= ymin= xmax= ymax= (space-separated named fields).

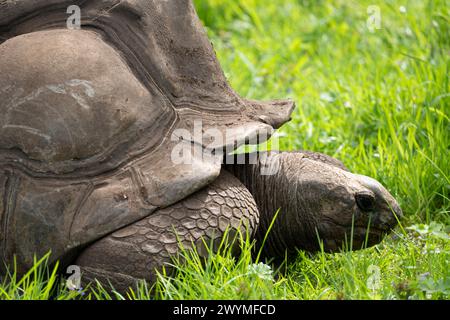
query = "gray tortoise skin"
xmin=0 ymin=0 xmax=402 ymax=292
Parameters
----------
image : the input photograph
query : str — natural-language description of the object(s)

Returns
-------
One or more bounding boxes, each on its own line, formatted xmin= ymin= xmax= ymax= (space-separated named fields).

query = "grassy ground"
xmin=1 ymin=0 xmax=449 ymax=300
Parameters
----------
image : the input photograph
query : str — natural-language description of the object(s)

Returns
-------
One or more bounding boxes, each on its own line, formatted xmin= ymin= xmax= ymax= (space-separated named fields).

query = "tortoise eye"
xmin=356 ymin=192 xmax=376 ymax=211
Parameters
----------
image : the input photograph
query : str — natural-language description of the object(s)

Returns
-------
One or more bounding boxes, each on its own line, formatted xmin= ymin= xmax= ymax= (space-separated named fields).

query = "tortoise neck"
xmin=225 ymin=152 xmax=314 ymax=257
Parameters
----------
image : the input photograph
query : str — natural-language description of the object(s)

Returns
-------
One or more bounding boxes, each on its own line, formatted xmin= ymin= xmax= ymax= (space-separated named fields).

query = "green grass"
xmin=1 ymin=0 xmax=449 ymax=300
xmin=1 ymin=223 xmax=449 ymax=300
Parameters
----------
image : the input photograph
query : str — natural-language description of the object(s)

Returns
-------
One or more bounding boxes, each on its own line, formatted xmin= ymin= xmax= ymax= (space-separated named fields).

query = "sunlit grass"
xmin=1 ymin=222 xmax=449 ymax=300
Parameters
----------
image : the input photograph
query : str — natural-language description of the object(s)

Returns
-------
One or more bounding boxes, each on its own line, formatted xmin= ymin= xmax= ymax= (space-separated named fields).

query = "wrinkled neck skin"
xmin=226 ymin=152 xmax=316 ymax=257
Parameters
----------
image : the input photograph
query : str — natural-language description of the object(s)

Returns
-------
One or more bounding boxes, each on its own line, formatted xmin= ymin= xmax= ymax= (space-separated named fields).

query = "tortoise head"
xmin=292 ymin=156 xmax=403 ymax=252
xmin=244 ymin=152 xmax=403 ymax=256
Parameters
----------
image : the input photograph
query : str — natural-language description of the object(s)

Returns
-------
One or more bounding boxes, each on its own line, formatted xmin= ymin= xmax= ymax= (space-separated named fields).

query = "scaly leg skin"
xmin=75 ymin=171 xmax=259 ymax=293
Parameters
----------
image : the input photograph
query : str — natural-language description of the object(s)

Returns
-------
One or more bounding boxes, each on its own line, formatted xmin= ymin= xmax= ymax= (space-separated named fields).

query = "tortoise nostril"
xmin=355 ymin=192 xmax=376 ymax=212
xmin=392 ymin=203 xmax=403 ymax=219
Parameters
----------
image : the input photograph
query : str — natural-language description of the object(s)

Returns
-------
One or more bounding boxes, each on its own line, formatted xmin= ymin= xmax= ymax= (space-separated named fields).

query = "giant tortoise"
xmin=0 ymin=0 xmax=402 ymax=291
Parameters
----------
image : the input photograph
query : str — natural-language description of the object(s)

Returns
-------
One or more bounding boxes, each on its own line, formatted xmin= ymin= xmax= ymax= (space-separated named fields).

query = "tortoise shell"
xmin=0 ymin=0 xmax=294 ymax=272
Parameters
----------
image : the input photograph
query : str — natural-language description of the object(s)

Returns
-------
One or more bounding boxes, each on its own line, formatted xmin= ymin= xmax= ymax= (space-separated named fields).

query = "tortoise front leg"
xmin=75 ymin=171 xmax=259 ymax=293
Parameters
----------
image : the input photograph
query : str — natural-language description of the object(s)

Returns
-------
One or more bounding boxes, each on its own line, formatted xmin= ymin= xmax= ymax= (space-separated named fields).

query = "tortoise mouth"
xmin=318 ymin=219 xmax=396 ymax=252
xmin=356 ymin=225 xmax=392 ymax=237
xmin=321 ymin=230 xmax=387 ymax=252
xmin=323 ymin=216 xmax=396 ymax=234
